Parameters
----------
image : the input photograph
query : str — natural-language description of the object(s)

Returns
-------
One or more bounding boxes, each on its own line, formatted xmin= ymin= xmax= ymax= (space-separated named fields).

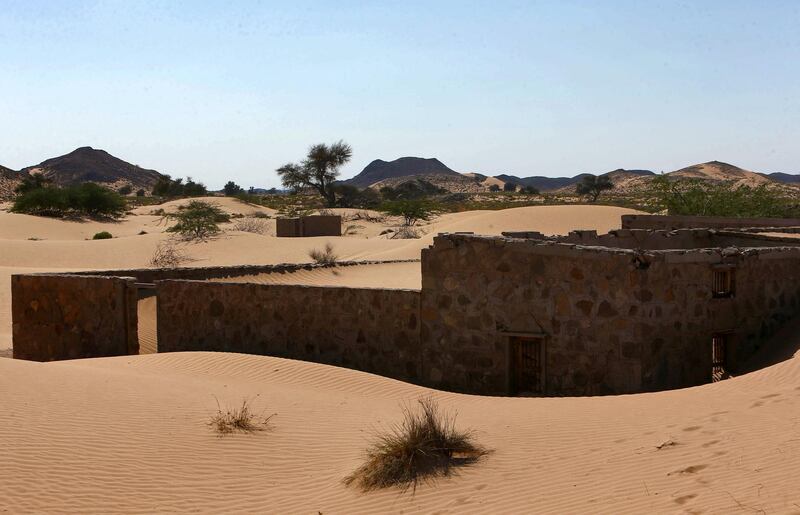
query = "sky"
xmin=1 ymin=1 xmax=799 ymax=189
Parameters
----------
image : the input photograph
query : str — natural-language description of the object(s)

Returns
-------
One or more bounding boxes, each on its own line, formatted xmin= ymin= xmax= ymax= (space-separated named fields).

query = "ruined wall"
xmin=621 ymin=214 xmax=800 ymax=231
xmin=556 ymin=229 xmax=792 ymax=250
xmin=12 ymin=274 xmax=138 ymax=361
xmin=156 ymin=281 xmax=421 ymax=381
xmin=276 ymin=215 xmax=341 ymax=237
xmin=420 ymin=234 xmax=800 ymax=395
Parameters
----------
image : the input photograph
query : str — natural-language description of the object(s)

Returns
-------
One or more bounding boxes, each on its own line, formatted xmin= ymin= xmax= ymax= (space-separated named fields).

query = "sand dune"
xmin=1 ymin=347 xmax=799 ymax=513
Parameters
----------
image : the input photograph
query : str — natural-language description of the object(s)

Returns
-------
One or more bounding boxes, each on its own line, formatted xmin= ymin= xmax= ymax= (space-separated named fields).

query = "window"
xmin=712 ymin=268 xmax=735 ymax=298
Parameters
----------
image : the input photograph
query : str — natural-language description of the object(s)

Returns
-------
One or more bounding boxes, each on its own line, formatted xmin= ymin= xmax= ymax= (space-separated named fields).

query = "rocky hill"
xmin=668 ymin=161 xmax=770 ymax=188
xmin=21 ymin=147 xmax=164 ymax=191
xmin=346 ymin=157 xmax=460 ymax=187
xmin=0 ymin=165 xmax=21 ymax=199
xmin=765 ymin=172 xmax=800 ymax=184
xmin=370 ymin=173 xmax=489 ymax=193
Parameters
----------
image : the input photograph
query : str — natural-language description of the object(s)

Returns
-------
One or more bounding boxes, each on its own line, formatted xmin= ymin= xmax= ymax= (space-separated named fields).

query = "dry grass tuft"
xmin=149 ymin=241 xmax=191 ymax=268
xmin=309 ymin=242 xmax=338 ymax=265
xmin=208 ymin=398 xmax=276 ymax=436
xmin=344 ymin=397 xmax=488 ymax=492
xmin=232 ymin=217 xmax=268 ymax=234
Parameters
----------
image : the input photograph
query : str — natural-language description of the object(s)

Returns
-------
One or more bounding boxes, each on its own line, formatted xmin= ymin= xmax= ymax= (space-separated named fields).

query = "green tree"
xmin=276 ymin=141 xmax=353 ymax=207
xmin=165 ymin=201 xmax=230 ymax=240
xmin=14 ymin=174 xmax=50 ymax=194
xmin=223 ymin=181 xmax=244 ymax=196
xmin=576 ymin=174 xmax=614 ymax=202
xmin=380 ymin=200 xmax=432 ymax=226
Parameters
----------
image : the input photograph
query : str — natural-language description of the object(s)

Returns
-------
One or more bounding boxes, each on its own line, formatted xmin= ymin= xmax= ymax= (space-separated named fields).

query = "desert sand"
xmin=3 ymin=199 xmax=798 ymax=513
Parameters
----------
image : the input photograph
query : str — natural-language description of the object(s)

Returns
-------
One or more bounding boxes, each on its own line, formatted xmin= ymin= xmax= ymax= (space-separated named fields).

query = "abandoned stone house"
xmin=12 ymin=216 xmax=800 ymax=396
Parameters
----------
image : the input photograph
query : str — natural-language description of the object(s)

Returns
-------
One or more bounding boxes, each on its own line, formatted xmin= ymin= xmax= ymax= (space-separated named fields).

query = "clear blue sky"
xmin=2 ymin=1 xmax=799 ymax=188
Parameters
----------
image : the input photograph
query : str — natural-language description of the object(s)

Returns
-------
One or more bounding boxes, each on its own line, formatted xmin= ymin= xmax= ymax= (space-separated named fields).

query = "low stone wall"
xmin=555 ymin=229 xmax=793 ymax=250
xmin=72 ymin=259 xmax=418 ymax=284
xmin=621 ymin=214 xmax=800 ymax=231
xmin=276 ymin=215 xmax=342 ymax=237
xmin=12 ymin=274 xmax=138 ymax=361
xmin=157 ymin=281 xmax=421 ymax=381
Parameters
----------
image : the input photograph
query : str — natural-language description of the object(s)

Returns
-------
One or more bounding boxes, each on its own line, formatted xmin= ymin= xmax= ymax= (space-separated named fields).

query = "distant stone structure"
xmin=12 ymin=217 xmax=800 ymax=396
xmin=276 ymin=215 xmax=341 ymax=237
xmin=621 ymin=214 xmax=800 ymax=231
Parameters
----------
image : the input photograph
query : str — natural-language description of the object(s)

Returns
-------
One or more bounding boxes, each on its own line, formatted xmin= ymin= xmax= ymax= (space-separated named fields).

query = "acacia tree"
xmin=576 ymin=174 xmax=614 ymax=202
xmin=276 ymin=141 xmax=353 ymax=207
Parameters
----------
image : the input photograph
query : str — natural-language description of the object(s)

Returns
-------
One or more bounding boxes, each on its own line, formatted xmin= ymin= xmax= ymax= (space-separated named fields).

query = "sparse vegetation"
xmin=208 ymin=398 xmax=276 ymax=436
xmin=380 ymin=179 xmax=446 ymax=201
xmin=92 ymin=231 xmax=113 ymax=240
xmin=276 ymin=140 xmax=353 ymax=207
xmin=344 ymin=397 xmax=488 ymax=492
xmin=11 ymin=182 xmax=126 ymax=218
xmin=149 ymin=240 xmax=190 ymax=267
xmin=389 ymin=225 xmax=421 ymax=239
xmin=151 ymin=175 xmax=208 ymax=198
xmin=576 ymin=174 xmax=614 ymax=202
xmin=309 ymin=242 xmax=338 ymax=265
xmin=648 ymin=176 xmax=800 ymax=218
xmin=118 ymin=185 xmax=133 ymax=195
xmin=165 ymin=201 xmax=229 ymax=240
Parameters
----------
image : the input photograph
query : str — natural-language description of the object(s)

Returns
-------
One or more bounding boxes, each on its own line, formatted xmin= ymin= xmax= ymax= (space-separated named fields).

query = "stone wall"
xmin=621 ymin=214 xmax=800 ymax=231
xmin=157 ymin=281 xmax=421 ymax=381
xmin=276 ymin=215 xmax=342 ymax=237
xmin=555 ymin=229 xmax=793 ymax=250
xmin=12 ymin=274 xmax=138 ymax=361
xmin=420 ymin=234 xmax=800 ymax=395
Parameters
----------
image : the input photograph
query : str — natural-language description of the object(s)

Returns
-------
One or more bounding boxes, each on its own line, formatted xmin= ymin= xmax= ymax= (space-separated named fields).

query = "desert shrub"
xmin=233 ymin=217 xmax=268 ymax=234
xmin=166 ymin=201 xmax=229 ymax=240
xmin=136 ymin=188 xmax=146 ymax=197
xmin=14 ymin=174 xmax=50 ymax=194
xmin=344 ymin=397 xmax=488 ymax=492
xmin=149 ymin=241 xmax=190 ymax=267
xmin=343 ymin=223 xmax=364 ymax=236
xmin=11 ymin=183 xmax=125 ymax=218
xmin=649 ymin=176 xmax=800 ymax=217
xmin=308 ymin=242 xmax=338 ymax=265
xmin=521 ymin=185 xmax=540 ymax=194
xmin=380 ymin=200 xmax=432 ymax=226
xmin=92 ymin=231 xmax=113 ymax=240
xmin=345 ymin=210 xmax=386 ymax=223
xmin=208 ymin=398 xmax=276 ymax=436
xmin=503 ymin=182 xmax=517 ymax=192
xmin=118 ymin=185 xmax=133 ymax=195
xmin=488 ymin=184 xmax=501 ymax=192
xmin=317 ymin=208 xmax=335 ymax=216
xmin=389 ymin=226 xmax=420 ymax=239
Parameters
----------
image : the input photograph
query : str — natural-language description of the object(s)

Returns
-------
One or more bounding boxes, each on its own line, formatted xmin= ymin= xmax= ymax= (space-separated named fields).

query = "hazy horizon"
xmin=2 ymin=1 xmax=799 ymax=188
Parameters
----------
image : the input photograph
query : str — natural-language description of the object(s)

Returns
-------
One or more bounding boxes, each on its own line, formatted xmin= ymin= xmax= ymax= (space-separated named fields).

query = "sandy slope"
xmin=0 ymin=201 xmax=638 ymax=350
xmin=1 ymin=348 xmax=799 ymax=513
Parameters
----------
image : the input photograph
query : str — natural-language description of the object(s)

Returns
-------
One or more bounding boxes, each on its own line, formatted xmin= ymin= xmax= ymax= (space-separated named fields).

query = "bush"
xmin=11 ymin=183 xmax=126 ymax=218
xmin=344 ymin=397 xmax=488 ymax=492
xmin=136 ymin=189 xmax=146 ymax=197
xmin=92 ymin=231 xmax=113 ymax=240
xmin=380 ymin=179 xmax=445 ymax=201
xmin=309 ymin=242 xmax=338 ymax=265
xmin=503 ymin=182 xmax=517 ymax=192
xmin=649 ymin=176 xmax=800 ymax=217
xmin=149 ymin=241 xmax=190 ymax=267
xmin=488 ymin=184 xmax=501 ymax=192
xmin=118 ymin=185 xmax=133 ymax=195
xmin=165 ymin=201 xmax=229 ymax=240
xmin=380 ymin=200 xmax=432 ymax=226
xmin=232 ymin=217 xmax=268 ymax=234
xmin=208 ymin=398 xmax=276 ymax=436
xmin=334 ymin=183 xmax=381 ymax=208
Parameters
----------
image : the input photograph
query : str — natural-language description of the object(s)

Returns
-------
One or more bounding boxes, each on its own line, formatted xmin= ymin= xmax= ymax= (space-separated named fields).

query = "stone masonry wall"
xmin=156 ymin=281 xmax=421 ymax=381
xmin=621 ymin=214 xmax=800 ymax=231
xmin=420 ymin=234 xmax=800 ymax=395
xmin=12 ymin=274 xmax=138 ymax=361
